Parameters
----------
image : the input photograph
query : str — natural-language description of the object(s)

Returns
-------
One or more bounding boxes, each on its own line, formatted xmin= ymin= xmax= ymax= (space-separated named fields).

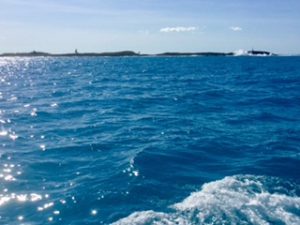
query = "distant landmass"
xmin=0 ymin=50 xmax=276 ymax=57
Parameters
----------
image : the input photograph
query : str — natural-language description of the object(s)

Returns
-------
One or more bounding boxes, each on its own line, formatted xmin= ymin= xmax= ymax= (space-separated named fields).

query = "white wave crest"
xmin=112 ymin=175 xmax=300 ymax=225
xmin=234 ymin=49 xmax=248 ymax=56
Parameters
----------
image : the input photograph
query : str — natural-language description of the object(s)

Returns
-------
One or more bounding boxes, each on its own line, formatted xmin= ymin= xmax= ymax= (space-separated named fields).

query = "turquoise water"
xmin=0 ymin=56 xmax=300 ymax=224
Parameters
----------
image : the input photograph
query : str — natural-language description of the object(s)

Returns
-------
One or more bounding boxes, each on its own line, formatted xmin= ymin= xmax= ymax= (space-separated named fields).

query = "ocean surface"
xmin=0 ymin=56 xmax=300 ymax=225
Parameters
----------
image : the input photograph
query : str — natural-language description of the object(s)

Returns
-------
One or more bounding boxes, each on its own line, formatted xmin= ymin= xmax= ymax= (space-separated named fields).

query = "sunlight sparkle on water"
xmin=17 ymin=215 xmax=24 ymax=221
xmin=9 ymin=133 xmax=18 ymax=141
xmin=0 ymin=131 xmax=8 ymax=136
xmin=40 ymin=144 xmax=46 ymax=151
xmin=91 ymin=209 xmax=98 ymax=216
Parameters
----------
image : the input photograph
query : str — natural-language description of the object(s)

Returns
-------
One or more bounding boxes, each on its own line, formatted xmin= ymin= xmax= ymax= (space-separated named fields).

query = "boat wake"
xmin=112 ymin=175 xmax=300 ymax=225
xmin=234 ymin=49 xmax=274 ymax=56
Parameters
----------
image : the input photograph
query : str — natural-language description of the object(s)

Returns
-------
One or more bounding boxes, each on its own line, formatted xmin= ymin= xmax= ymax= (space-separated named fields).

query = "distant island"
xmin=0 ymin=50 xmax=276 ymax=57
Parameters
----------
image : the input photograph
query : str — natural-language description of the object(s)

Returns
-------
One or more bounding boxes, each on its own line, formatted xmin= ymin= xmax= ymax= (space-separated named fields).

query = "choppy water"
xmin=0 ymin=56 xmax=300 ymax=225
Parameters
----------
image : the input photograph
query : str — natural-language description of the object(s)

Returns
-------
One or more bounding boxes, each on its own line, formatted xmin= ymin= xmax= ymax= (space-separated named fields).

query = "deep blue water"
xmin=0 ymin=56 xmax=300 ymax=225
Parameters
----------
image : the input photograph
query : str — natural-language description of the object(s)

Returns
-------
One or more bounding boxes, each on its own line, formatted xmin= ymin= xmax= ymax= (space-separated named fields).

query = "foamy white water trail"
xmin=112 ymin=175 xmax=300 ymax=225
xmin=234 ymin=49 xmax=248 ymax=56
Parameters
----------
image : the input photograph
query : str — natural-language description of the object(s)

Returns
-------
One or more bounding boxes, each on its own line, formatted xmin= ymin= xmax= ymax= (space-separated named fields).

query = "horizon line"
xmin=0 ymin=49 xmax=295 ymax=57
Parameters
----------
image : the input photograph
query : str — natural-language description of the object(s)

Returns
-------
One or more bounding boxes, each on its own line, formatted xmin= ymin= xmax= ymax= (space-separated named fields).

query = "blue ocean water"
xmin=0 ymin=56 xmax=300 ymax=225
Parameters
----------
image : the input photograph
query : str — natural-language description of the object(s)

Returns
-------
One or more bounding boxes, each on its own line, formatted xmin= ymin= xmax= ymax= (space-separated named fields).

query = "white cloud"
xmin=160 ymin=26 xmax=197 ymax=33
xmin=230 ymin=26 xmax=242 ymax=32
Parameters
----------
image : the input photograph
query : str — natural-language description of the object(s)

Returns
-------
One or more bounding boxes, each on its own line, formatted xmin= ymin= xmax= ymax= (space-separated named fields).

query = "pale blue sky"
xmin=1 ymin=0 xmax=300 ymax=54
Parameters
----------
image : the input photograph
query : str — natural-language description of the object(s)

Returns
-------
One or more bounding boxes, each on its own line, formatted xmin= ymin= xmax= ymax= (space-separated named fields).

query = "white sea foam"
xmin=112 ymin=175 xmax=300 ymax=225
xmin=234 ymin=49 xmax=248 ymax=56
xmin=233 ymin=49 xmax=272 ymax=57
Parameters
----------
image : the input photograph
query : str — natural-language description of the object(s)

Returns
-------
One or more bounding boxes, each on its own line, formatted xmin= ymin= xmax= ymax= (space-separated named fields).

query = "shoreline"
xmin=0 ymin=50 xmax=278 ymax=57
